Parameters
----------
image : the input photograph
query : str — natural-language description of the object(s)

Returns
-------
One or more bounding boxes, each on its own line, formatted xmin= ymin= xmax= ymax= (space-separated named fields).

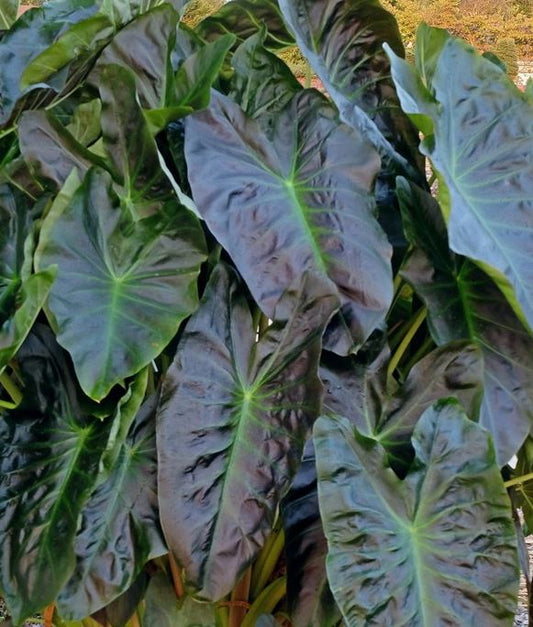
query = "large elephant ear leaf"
xmin=278 ymin=0 xmax=422 ymax=178
xmin=197 ymin=0 xmax=293 ymax=51
xmin=56 ymin=391 xmax=167 ymax=620
xmin=0 ymin=326 xmax=111 ymax=624
xmin=315 ymin=400 xmax=519 ymax=625
xmin=35 ymin=167 xmax=206 ymax=401
xmin=157 ymin=263 xmax=338 ymax=600
xmin=398 ymin=177 xmax=533 ymax=466
xmin=185 ymin=89 xmax=392 ymax=354
xmin=387 ymin=26 xmax=533 ymax=330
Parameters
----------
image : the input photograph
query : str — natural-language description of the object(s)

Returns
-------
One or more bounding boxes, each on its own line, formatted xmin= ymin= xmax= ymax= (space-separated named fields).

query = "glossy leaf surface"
xmin=388 ymin=27 xmax=533 ymax=330
xmin=0 ymin=0 xmax=98 ymax=127
xmin=157 ymin=264 xmax=337 ymax=599
xmin=36 ymin=168 xmax=206 ymax=400
xmin=315 ymin=400 xmax=519 ymax=624
xmin=197 ymin=0 xmax=292 ymax=51
xmin=57 ymin=393 xmax=167 ymax=619
xmin=399 ymin=177 xmax=533 ymax=465
xmin=229 ymin=30 xmax=302 ymax=134
xmin=0 ymin=326 xmax=110 ymax=623
xmin=278 ymin=0 xmax=421 ymax=176
xmin=0 ymin=184 xmax=55 ymax=372
xmin=19 ymin=110 xmax=105 ymax=188
xmin=185 ymin=89 xmax=392 ymax=353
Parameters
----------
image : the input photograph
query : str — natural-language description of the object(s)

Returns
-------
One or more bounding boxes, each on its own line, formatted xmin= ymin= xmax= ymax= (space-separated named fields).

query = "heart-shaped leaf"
xmin=0 ymin=0 xmax=19 ymax=30
xmin=35 ymin=167 xmax=206 ymax=400
xmin=387 ymin=26 xmax=533 ymax=330
xmin=315 ymin=400 xmax=519 ymax=624
xmin=57 ymin=392 xmax=167 ymax=619
xmin=0 ymin=326 xmax=111 ymax=623
xmin=185 ymin=89 xmax=392 ymax=354
xmin=399 ymin=177 xmax=533 ymax=465
xmin=157 ymin=263 xmax=337 ymax=599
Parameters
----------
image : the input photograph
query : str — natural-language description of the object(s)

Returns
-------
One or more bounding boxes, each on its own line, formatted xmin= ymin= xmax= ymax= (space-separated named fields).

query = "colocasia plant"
xmin=0 ymin=0 xmax=532 ymax=625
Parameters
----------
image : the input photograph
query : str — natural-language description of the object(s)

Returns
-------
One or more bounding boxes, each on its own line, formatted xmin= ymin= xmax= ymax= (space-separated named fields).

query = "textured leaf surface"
xmin=388 ymin=28 xmax=533 ymax=329
xmin=57 ymin=393 xmax=167 ymax=619
xmin=399 ymin=177 xmax=533 ymax=465
xmin=185 ymin=89 xmax=391 ymax=353
xmin=157 ymin=264 xmax=337 ymax=599
xmin=36 ymin=168 xmax=206 ymax=400
xmin=315 ymin=400 xmax=519 ymax=625
xmin=229 ymin=30 xmax=302 ymax=135
xmin=197 ymin=0 xmax=292 ymax=51
xmin=278 ymin=0 xmax=421 ymax=176
xmin=0 ymin=326 xmax=110 ymax=623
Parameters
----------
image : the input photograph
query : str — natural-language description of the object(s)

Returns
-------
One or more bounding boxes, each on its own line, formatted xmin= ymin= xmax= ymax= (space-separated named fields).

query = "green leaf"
xmin=0 ymin=183 xmax=55 ymax=373
xmin=19 ymin=110 xmax=107 ymax=188
xmin=0 ymin=0 xmax=100 ymax=127
xmin=65 ymin=99 xmax=102 ymax=147
xmin=0 ymin=325 xmax=111 ymax=623
xmin=99 ymin=64 xmax=175 ymax=219
xmin=143 ymin=572 xmax=217 ymax=627
xmin=387 ymin=28 xmax=533 ymax=330
xmin=229 ymin=30 xmax=302 ymax=134
xmin=0 ymin=0 xmax=18 ymax=30
xmin=98 ymin=0 xmax=187 ymax=27
xmin=173 ymin=35 xmax=235 ymax=111
xmin=314 ymin=400 xmax=519 ymax=624
xmin=399 ymin=177 xmax=533 ymax=465
xmin=185 ymin=89 xmax=392 ymax=354
xmin=278 ymin=0 xmax=422 ymax=178
xmin=0 ymin=270 xmax=56 ymax=374
xmin=56 ymin=393 xmax=167 ymax=619
xmin=157 ymin=263 xmax=338 ymax=600
xmin=35 ymin=167 xmax=206 ymax=400
xmin=20 ymin=14 xmax=114 ymax=90
xmin=197 ymin=0 xmax=293 ymax=52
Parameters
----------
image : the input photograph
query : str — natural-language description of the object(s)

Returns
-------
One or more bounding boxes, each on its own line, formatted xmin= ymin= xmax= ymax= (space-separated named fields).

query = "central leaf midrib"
xmin=283 ymin=178 xmax=328 ymax=274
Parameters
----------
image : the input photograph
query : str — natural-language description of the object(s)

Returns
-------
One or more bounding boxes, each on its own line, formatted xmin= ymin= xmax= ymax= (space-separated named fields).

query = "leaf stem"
xmin=229 ymin=567 xmax=252 ymax=627
xmin=168 ymin=553 xmax=184 ymax=599
xmin=0 ymin=371 xmax=23 ymax=406
xmin=387 ymin=307 xmax=427 ymax=382
xmin=505 ymin=472 xmax=533 ymax=489
xmin=250 ymin=526 xmax=285 ymax=600
xmin=241 ymin=577 xmax=286 ymax=627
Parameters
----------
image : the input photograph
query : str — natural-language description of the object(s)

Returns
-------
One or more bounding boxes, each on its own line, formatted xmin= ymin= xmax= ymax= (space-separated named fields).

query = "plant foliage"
xmin=0 ymin=0 xmax=531 ymax=625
